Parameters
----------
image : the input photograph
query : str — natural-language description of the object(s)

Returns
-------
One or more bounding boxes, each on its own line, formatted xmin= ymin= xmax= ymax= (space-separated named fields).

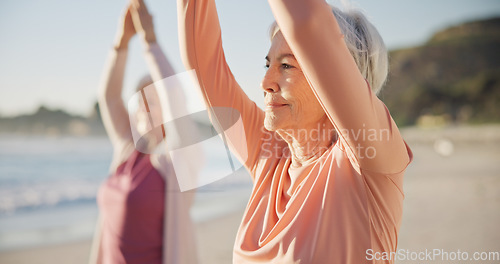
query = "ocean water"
xmin=0 ymin=135 xmax=253 ymax=251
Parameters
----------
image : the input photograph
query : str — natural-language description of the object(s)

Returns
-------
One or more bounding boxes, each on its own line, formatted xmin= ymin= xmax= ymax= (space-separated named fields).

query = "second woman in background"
xmin=91 ymin=1 xmax=200 ymax=263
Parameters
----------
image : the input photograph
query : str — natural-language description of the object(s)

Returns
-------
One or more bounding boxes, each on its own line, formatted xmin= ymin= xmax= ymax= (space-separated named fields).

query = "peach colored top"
xmin=177 ymin=0 xmax=413 ymax=263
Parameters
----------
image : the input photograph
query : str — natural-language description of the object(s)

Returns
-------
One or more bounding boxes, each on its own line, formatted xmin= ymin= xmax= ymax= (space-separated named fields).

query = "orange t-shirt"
xmin=234 ymin=136 xmax=412 ymax=263
xmin=177 ymin=0 xmax=413 ymax=263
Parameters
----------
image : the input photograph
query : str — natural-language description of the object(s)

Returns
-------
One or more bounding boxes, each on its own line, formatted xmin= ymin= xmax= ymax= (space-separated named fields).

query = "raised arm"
xmin=131 ymin=0 xmax=188 ymax=149
xmin=131 ymin=2 xmax=200 ymax=263
xmin=268 ymin=0 xmax=410 ymax=174
xmin=97 ymin=6 xmax=135 ymax=154
xmin=177 ymin=0 xmax=267 ymax=172
xmin=131 ymin=0 xmax=203 ymax=182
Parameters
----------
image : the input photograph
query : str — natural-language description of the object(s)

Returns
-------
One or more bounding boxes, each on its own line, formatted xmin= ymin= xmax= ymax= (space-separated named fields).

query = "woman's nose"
xmin=261 ymin=67 xmax=279 ymax=93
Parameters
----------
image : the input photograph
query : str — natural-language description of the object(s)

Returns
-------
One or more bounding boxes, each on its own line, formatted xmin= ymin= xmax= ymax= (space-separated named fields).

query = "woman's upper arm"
xmin=144 ymin=43 xmax=205 ymax=179
xmin=177 ymin=0 xmax=266 ymax=172
xmin=98 ymin=49 xmax=133 ymax=151
xmin=268 ymin=0 xmax=410 ymax=173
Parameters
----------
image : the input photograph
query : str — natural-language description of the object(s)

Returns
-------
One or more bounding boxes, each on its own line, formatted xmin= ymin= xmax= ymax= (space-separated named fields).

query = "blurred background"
xmin=0 ymin=0 xmax=499 ymax=263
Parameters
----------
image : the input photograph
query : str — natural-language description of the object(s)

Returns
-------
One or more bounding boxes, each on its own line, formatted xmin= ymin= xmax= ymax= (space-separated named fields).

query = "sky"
xmin=0 ymin=0 xmax=499 ymax=117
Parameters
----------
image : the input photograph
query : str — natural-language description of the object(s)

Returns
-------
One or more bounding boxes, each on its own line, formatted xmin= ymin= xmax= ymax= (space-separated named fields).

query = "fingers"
xmin=124 ymin=5 xmax=133 ymax=20
xmin=130 ymin=0 xmax=138 ymax=10
xmin=120 ymin=4 xmax=131 ymax=22
xmin=130 ymin=0 xmax=149 ymax=15
xmin=114 ymin=3 xmax=136 ymax=50
xmin=129 ymin=0 xmax=153 ymax=26
xmin=128 ymin=0 xmax=156 ymax=44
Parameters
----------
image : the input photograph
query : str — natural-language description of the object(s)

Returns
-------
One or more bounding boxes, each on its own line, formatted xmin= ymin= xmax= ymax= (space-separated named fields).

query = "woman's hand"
xmin=114 ymin=5 xmax=136 ymax=50
xmin=130 ymin=0 xmax=157 ymax=45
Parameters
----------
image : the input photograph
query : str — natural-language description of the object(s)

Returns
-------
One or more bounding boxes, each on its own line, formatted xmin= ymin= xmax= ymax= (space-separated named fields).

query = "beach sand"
xmin=0 ymin=209 xmax=245 ymax=264
xmin=0 ymin=125 xmax=499 ymax=264
xmin=396 ymin=125 xmax=500 ymax=263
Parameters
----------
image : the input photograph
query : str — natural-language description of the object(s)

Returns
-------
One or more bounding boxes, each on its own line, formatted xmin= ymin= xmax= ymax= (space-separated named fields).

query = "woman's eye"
xmin=265 ymin=63 xmax=294 ymax=70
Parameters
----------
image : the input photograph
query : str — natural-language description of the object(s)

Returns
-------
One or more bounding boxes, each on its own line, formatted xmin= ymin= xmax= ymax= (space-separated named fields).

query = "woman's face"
xmin=262 ymin=31 xmax=326 ymax=132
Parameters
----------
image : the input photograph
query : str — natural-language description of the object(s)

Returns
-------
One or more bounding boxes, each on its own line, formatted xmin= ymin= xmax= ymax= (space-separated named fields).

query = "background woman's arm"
xmin=97 ymin=6 xmax=136 ymax=165
xmin=131 ymin=2 xmax=200 ymax=263
xmin=132 ymin=0 xmax=203 ymax=186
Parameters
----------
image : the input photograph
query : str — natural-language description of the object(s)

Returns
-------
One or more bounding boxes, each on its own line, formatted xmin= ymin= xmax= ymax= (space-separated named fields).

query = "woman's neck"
xmin=277 ymin=117 xmax=336 ymax=167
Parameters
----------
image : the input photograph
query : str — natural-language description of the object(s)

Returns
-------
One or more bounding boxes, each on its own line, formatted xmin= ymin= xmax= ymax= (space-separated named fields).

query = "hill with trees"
xmin=381 ymin=17 xmax=500 ymax=126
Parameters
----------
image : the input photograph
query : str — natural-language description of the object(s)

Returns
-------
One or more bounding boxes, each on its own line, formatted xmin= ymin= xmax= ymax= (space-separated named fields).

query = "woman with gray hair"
xmin=178 ymin=0 xmax=412 ymax=263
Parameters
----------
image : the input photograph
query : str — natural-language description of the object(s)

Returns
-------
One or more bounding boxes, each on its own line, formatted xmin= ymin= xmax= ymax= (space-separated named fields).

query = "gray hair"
xmin=269 ymin=5 xmax=388 ymax=95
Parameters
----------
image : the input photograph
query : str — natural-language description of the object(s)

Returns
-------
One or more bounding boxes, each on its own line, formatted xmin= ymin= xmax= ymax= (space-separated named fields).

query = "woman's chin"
xmin=264 ymin=115 xmax=285 ymax=132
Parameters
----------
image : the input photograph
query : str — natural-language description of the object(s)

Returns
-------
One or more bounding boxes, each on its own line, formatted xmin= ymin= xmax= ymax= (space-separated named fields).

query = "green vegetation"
xmin=0 ymin=104 xmax=104 ymax=136
xmin=381 ymin=17 xmax=500 ymax=126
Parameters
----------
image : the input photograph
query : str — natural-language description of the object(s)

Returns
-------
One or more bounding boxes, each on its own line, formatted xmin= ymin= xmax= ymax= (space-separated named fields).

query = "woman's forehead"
xmin=267 ymin=32 xmax=293 ymax=60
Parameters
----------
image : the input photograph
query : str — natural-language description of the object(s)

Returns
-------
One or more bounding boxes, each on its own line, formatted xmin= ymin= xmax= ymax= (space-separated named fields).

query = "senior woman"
xmin=91 ymin=0 xmax=199 ymax=263
xmin=177 ymin=0 xmax=412 ymax=263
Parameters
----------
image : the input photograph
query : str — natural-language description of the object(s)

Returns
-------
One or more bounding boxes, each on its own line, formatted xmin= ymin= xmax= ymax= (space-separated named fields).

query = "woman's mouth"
xmin=265 ymin=102 xmax=288 ymax=111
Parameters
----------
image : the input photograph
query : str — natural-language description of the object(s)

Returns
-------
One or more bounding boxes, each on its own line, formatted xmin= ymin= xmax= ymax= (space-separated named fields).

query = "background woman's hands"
xmin=114 ymin=5 xmax=136 ymax=50
xmin=130 ymin=0 xmax=157 ymax=45
xmin=113 ymin=0 xmax=156 ymax=50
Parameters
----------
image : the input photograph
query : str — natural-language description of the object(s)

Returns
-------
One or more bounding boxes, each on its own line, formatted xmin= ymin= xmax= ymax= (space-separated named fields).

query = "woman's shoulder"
xmin=109 ymin=141 xmax=138 ymax=173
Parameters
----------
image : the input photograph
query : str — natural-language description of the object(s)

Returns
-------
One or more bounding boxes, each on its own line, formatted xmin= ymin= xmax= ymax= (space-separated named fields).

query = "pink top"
xmin=97 ymin=150 xmax=165 ymax=264
xmin=93 ymin=43 xmax=200 ymax=264
xmin=177 ymin=0 xmax=413 ymax=263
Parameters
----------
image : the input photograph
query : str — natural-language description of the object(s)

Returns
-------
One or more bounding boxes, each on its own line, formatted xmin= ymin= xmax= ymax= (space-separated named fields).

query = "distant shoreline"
xmin=400 ymin=123 xmax=500 ymax=143
xmin=2 ymin=123 xmax=499 ymax=141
